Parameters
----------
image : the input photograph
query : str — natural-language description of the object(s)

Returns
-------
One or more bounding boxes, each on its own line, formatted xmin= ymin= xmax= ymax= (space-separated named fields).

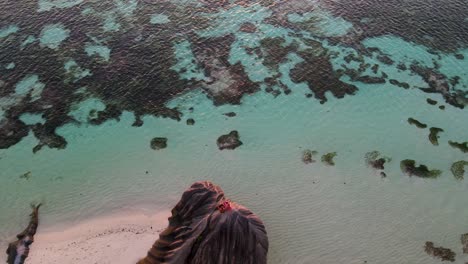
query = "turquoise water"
xmin=1 ymin=0 xmax=468 ymax=263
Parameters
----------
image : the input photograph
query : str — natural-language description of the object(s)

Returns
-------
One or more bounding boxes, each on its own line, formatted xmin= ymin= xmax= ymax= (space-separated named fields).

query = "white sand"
xmin=27 ymin=209 xmax=171 ymax=264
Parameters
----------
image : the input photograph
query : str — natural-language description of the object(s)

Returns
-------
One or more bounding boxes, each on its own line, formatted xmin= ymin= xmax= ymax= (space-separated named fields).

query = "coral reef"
xmin=302 ymin=149 xmax=318 ymax=164
xmin=448 ymin=141 xmax=468 ymax=153
xmin=407 ymin=118 xmax=427 ymax=129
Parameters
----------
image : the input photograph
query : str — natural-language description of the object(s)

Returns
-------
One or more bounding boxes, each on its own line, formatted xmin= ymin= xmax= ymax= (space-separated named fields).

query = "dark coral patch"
xmin=424 ymin=241 xmax=456 ymax=262
xmin=150 ymin=137 xmax=168 ymax=150
xmin=217 ymin=130 xmax=242 ymax=150
xmin=448 ymin=141 xmax=468 ymax=153
xmin=428 ymin=127 xmax=444 ymax=146
xmin=400 ymin=159 xmax=441 ymax=178
xmin=321 ymin=152 xmax=337 ymax=166
xmin=407 ymin=118 xmax=427 ymax=129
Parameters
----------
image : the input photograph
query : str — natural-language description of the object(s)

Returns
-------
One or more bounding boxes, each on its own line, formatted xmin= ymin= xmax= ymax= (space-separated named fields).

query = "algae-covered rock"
xmin=426 ymin=98 xmax=438 ymax=105
xmin=150 ymin=137 xmax=167 ymax=150
xmin=365 ymin=151 xmax=391 ymax=170
xmin=448 ymin=141 xmax=468 ymax=153
xmin=407 ymin=118 xmax=427 ymax=129
xmin=186 ymin=118 xmax=195 ymax=126
xmin=321 ymin=152 xmax=337 ymax=166
xmin=302 ymin=149 xmax=318 ymax=164
xmin=451 ymin=161 xmax=468 ymax=180
xmin=461 ymin=233 xmax=468 ymax=254
xmin=424 ymin=241 xmax=456 ymax=262
xmin=138 ymin=181 xmax=268 ymax=264
xmin=400 ymin=159 xmax=442 ymax=178
xmin=428 ymin=127 xmax=444 ymax=146
xmin=217 ymin=131 xmax=242 ymax=150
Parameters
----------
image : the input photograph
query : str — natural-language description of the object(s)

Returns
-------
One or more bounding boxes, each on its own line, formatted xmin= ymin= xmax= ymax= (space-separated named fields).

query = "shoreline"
xmin=26 ymin=208 xmax=170 ymax=264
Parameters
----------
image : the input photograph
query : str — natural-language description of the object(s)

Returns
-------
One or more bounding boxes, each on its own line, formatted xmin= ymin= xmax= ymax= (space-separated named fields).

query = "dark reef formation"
xmin=321 ymin=152 xmax=337 ymax=166
xmin=217 ymin=131 xmax=242 ymax=150
xmin=400 ymin=159 xmax=441 ymax=178
xmin=448 ymin=141 xmax=468 ymax=153
xmin=322 ymin=0 xmax=468 ymax=52
xmin=428 ymin=127 xmax=444 ymax=146
xmin=451 ymin=161 xmax=468 ymax=180
xmin=138 ymin=181 xmax=268 ymax=264
xmin=407 ymin=118 xmax=427 ymax=129
xmin=424 ymin=241 xmax=456 ymax=262
xmin=150 ymin=137 xmax=168 ymax=150
xmin=6 ymin=204 xmax=41 ymax=264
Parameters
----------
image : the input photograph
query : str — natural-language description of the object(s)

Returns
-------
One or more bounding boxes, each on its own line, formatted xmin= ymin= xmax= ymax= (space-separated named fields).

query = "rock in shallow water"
xmin=424 ymin=241 xmax=456 ymax=262
xmin=138 ymin=181 xmax=268 ymax=264
xmin=217 ymin=130 xmax=242 ymax=150
xmin=150 ymin=137 xmax=167 ymax=150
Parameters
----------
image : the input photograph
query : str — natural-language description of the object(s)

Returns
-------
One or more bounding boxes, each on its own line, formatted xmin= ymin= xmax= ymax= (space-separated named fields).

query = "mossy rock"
xmin=302 ymin=149 xmax=318 ymax=164
xmin=151 ymin=137 xmax=168 ymax=150
xmin=365 ymin=151 xmax=391 ymax=170
xmin=448 ymin=141 xmax=468 ymax=153
xmin=400 ymin=159 xmax=441 ymax=178
xmin=321 ymin=152 xmax=337 ymax=166
xmin=451 ymin=160 xmax=468 ymax=180
xmin=186 ymin=118 xmax=195 ymax=125
xmin=407 ymin=118 xmax=427 ymax=129
xmin=428 ymin=127 xmax=444 ymax=146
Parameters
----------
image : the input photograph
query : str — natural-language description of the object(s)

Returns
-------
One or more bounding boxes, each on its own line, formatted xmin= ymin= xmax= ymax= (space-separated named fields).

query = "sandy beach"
xmin=27 ymin=209 xmax=170 ymax=264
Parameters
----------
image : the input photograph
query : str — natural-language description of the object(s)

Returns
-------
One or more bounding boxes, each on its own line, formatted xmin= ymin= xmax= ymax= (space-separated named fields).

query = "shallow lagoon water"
xmin=1 ymin=0 xmax=468 ymax=263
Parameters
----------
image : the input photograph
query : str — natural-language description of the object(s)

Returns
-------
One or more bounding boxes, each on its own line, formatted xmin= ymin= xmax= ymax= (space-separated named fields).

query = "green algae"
xmin=451 ymin=161 xmax=468 ymax=180
xmin=400 ymin=159 xmax=442 ymax=178
xmin=407 ymin=118 xmax=427 ymax=129
xmin=428 ymin=127 xmax=444 ymax=146
xmin=302 ymin=149 xmax=318 ymax=164
xmin=321 ymin=152 xmax=337 ymax=166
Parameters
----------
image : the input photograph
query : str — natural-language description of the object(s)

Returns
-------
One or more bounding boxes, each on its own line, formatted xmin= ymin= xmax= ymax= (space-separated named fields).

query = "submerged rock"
xmin=321 ymin=152 xmax=337 ymax=166
xmin=6 ymin=204 xmax=42 ymax=264
xmin=19 ymin=171 xmax=32 ymax=180
xmin=186 ymin=118 xmax=195 ymax=126
xmin=428 ymin=127 xmax=444 ymax=146
xmin=451 ymin=161 xmax=468 ymax=180
xmin=365 ymin=151 xmax=391 ymax=170
xmin=400 ymin=159 xmax=442 ymax=178
xmin=448 ymin=141 xmax=468 ymax=153
xmin=138 ymin=181 xmax=268 ymax=264
xmin=407 ymin=118 xmax=427 ymax=129
xmin=150 ymin=137 xmax=167 ymax=150
xmin=355 ymin=75 xmax=386 ymax=84
xmin=223 ymin=112 xmax=236 ymax=117
xmin=217 ymin=131 xmax=242 ymax=150
xmin=426 ymin=98 xmax=438 ymax=105
xmin=461 ymin=233 xmax=468 ymax=254
xmin=424 ymin=241 xmax=456 ymax=262
xmin=302 ymin=149 xmax=318 ymax=164
xmin=389 ymin=79 xmax=410 ymax=89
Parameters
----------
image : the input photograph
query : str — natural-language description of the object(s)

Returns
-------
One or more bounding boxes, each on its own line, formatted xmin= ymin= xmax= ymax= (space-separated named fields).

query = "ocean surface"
xmin=1 ymin=0 xmax=468 ymax=263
